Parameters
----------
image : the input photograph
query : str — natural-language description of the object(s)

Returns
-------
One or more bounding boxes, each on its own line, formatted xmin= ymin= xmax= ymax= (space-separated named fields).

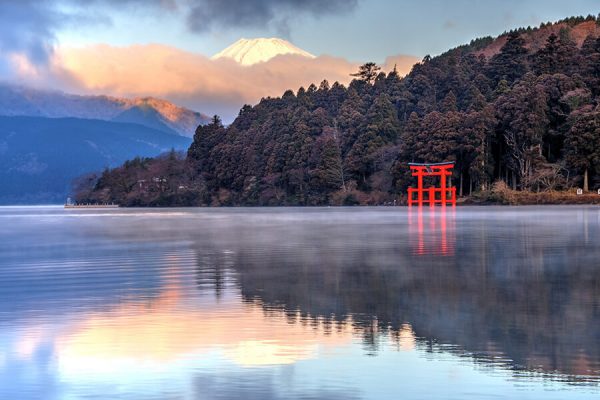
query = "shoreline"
xmin=6 ymin=191 xmax=600 ymax=208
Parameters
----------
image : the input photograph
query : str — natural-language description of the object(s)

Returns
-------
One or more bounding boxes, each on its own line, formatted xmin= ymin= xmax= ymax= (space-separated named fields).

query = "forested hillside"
xmin=78 ymin=16 xmax=600 ymax=206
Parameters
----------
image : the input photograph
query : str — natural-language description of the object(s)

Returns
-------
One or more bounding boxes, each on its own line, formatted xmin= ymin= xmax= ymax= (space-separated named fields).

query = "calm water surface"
xmin=0 ymin=206 xmax=599 ymax=399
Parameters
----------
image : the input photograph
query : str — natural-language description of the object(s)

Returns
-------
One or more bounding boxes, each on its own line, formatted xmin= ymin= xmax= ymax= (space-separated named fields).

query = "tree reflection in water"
xmin=192 ymin=208 xmax=600 ymax=384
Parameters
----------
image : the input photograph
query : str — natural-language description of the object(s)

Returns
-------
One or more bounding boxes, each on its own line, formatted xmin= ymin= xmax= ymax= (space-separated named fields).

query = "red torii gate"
xmin=407 ymin=162 xmax=456 ymax=207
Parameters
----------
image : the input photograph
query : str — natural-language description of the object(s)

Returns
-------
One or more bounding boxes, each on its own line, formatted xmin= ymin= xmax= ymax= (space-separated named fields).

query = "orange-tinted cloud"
xmin=46 ymin=44 xmax=418 ymax=120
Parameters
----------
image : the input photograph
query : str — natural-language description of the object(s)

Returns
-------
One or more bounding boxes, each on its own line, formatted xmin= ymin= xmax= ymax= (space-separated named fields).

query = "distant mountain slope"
xmin=211 ymin=38 xmax=315 ymax=66
xmin=0 ymin=85 xmax=210 ymax=137
xmin=0 ymin=116 xmax=191 ymax=204
xmin=112 ymin=104 xmax=177 ymax=135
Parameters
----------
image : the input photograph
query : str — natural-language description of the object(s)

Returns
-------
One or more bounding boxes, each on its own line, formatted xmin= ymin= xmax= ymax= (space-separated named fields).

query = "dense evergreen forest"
xmin=77 ymin=16 xmax=600 ymax=206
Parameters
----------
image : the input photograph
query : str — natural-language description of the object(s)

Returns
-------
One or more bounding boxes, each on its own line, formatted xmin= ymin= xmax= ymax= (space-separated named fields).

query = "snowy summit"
xmin=211 ymin=38 xmax=316 ymax=66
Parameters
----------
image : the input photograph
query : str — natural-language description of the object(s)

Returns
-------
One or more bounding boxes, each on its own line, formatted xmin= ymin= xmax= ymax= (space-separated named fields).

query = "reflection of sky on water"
xmin=0 ymin=206 xmax=599 ymax=399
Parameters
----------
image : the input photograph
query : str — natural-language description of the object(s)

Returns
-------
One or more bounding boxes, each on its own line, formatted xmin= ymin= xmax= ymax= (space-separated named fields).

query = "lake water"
xmin=0 ymin=206 xmax=599 ymax=399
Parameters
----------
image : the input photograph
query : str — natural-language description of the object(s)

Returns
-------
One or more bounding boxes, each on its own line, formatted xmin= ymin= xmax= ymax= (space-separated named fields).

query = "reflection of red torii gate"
xmin=408 ymin=207 xmax=456 ymax=256
xmin=407 ymin=162 xmax=456 ymax=207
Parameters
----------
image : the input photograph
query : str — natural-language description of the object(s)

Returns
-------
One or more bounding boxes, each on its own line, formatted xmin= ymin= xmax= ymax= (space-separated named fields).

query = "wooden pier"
xmin=64 ymin=204 xmax=120 ymax=209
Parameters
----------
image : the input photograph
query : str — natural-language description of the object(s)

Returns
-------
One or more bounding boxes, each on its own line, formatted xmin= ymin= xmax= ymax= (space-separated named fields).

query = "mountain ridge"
xmin=0 ymin=85 xmax=210 ymax=137
xmin=446 ymin=16 xmax=600 ymax=59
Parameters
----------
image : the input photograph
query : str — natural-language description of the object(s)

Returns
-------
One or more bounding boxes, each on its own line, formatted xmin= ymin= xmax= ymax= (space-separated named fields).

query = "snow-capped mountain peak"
xmin=211 ymin=38 xmax=315 ymax=66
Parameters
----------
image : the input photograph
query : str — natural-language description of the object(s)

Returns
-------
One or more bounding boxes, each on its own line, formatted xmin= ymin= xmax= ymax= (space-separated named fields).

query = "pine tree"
xmin=314 ymin=127 xmax=346 ymax=192
xmin=580 ymin=36 xmax=600 ymax=96
xmin=532 ymin=32 xmax=578 ymax=75
xmin=495 ymin=74 xmax=549 ymax=189
xmin=351 ymin=62 xmax=382 ymax=84
xmin=487 ymin=32 xmax=529 ymax=83
xmin=564 ymin=108 xmax=600 ymax=191
xmin=441 ymin=91 xmax=458 ymax=112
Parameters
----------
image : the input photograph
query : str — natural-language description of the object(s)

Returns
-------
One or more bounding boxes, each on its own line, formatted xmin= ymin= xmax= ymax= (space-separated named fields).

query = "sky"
xmin=1 ymin=0 xmax=599 ymax=119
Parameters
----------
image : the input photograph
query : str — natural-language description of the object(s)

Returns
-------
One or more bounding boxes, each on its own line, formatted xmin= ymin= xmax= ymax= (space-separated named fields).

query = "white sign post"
xmin=577 ymin=188 xmax=583 ymax=195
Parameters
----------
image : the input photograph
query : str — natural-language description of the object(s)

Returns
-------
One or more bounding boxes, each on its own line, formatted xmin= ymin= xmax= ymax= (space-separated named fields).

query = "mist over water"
xmin=0 ymin=206 xmax=599 ymax=399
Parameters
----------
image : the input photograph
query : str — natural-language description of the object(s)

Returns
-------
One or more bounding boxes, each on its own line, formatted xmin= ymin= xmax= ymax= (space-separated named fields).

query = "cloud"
xmin=0 ymin=0 xmax=360 ymax=76
xmin=0 ymin=0 xmax=113 ymax=77
xmin=443 ymin=20 xmax=457 ymax=30
xmin=44 ymin=44 xmax=417 ymax=121
xmin=52 ymin=44 xmax=357 ymax=119
xmin=186 ymin=0 xmax=359 ymax=35
xmin=0 ymin=0 xmax=360 ymax=65
xmin=0 ymin=1 xmax=62 ymax=65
